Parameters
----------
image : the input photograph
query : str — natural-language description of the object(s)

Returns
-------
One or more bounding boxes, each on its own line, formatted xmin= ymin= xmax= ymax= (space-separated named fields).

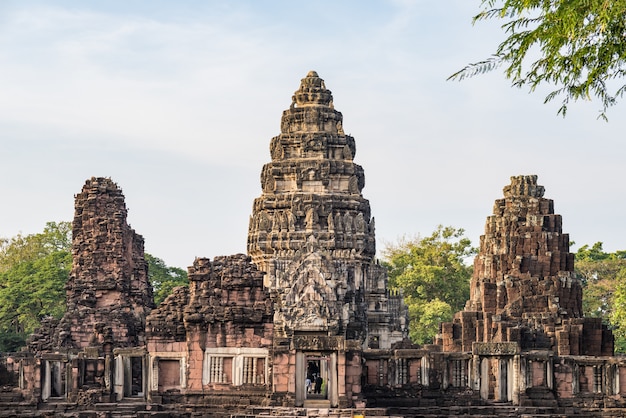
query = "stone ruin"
xmin=22 ymin=177 xmax=154 ymax=405
xmin=145 ymin=254 xmax=273 ymax=406
xmin=2 ymin=72 xmax=626 ymax=418
xmin=60 ymin=176 xmax=153 ymax=350
xmin=246 ymin=71 xmax=407 ymax=408
xmin=439 ymin=174 xmax=613 ymax=357
xmin=247 ymin=71 xmax=403 ymax=350
xmin=435 ymin=175 xmax=617 ymax=407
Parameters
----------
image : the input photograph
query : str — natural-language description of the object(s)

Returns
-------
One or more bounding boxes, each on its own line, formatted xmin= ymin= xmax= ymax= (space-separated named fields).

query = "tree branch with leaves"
xmin=450 ymin=0 xmax=626 ymax=119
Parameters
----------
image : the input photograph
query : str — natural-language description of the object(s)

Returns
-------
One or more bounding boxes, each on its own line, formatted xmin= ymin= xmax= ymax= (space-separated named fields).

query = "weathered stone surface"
xmin=147 ymin=254 xmax=272 ymax=343
xmin=145 ymin=286 xmax=189 ymax=342
xmin=10 ymin=72 xmax=626 ymax=418
xmin=439 ymin=175 xmax=613 ymax=356
xmin=30 ymin=177 xmax=153 ymax=353
xmin=247 ymin=71 xmax=407 ymax=348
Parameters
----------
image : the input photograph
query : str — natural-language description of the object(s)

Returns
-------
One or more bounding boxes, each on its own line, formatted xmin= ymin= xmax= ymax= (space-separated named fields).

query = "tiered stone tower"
xmin=247 ymin=71 xmax=405 ymax=348
xmin=55 ymin=177 xmax=154 ymax=350
xmin=439 ymin=175 xmax=613 ymax=356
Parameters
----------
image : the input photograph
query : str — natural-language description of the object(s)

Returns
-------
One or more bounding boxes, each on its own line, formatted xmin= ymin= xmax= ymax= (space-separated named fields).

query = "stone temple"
xmin=1 ymin=72 xmax=626 ymax=417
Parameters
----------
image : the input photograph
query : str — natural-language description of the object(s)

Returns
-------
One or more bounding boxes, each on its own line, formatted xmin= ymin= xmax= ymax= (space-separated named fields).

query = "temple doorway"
xmin=41 ymin=359 xmax=66 ymax=401
xmin=114 ymin=350 xmax=146 ymax=401
xmin=295 ymin=351 xmax=338 ymax=407
xmin=125 ymin=356 xmax=144 ymax=397
xmin=306 ymin=356 xmax=329 ymax=399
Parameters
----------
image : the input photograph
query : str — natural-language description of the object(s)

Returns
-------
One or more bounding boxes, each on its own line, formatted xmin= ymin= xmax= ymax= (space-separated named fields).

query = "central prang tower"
xmin=247 ymin=71 xmax=405 ymax=348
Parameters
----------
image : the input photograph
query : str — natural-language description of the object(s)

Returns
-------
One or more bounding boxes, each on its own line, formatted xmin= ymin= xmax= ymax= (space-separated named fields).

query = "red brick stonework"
xmin=438 ymin=175 xmax=613 ymax=356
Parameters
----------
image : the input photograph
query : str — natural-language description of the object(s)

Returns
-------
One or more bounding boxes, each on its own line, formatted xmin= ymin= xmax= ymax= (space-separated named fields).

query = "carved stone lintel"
xmin=472 ymin=342 xmax=520 ymax=356
xmin=293 ymin=335 xmax=343 ymax=351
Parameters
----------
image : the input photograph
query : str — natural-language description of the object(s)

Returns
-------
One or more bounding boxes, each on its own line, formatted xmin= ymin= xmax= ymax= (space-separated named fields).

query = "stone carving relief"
xmin=271 ymin=212 xmax=280 ymax=232
xmin=343 ymin=213 xmax=353 ymax=235
xmin=270 ymin=137 xmax=284 ymax=160
xmin=305 ymin=208 xmax=318 ymax=231
xmin=348 ymin=176 xmax=359 ymax=194
xmin=473 ymin=342 xmax=520 ymax=356
xmin=257 ymin=211 xmax=271 ymax=232
xmin=354 ymin=213 xmax=366 ymax=234
xmin=286 ymin=210 xmax=296 ymax=231
xmin=306 ymin=138 xmax=324 ymax=152
xmin=282 ymin=255 xmax=339 ymax=332
xmin=342 ymin=144 xmax=353 ymax=160
xmin=334 ymin=212 xmax=343 ymax=233
xmin=261 ymin=169 xmax=276 ymax=193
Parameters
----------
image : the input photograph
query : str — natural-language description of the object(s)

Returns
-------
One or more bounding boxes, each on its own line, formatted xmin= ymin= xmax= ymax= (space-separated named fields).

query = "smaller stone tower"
xmin=55 ymin=177 xmax=154 ymax=350
xmin=439 ymin=175 xmax=613 ymax=356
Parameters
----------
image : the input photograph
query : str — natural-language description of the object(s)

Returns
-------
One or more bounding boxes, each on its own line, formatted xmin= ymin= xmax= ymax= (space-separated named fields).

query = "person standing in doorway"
xmin=315 ymin=375 xmax=323 ymax=394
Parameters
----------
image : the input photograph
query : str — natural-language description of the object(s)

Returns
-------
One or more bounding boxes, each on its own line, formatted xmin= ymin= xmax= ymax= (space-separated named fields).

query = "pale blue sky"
xmin=1 ymin=0 xmax=625 ymax=268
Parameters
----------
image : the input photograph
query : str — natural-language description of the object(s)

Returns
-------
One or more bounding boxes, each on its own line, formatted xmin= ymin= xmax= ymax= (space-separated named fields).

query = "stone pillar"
xmin=337 ymin=351 xmax=346 ymax=400
xmin=104 ymin=354 xmax=112 ymax=395
xmin=233 ymin=355 xmax=243 ymax=386
xmin=547 ymin=358 xmax=554 ymax=390
xmin=295 ymin=352 xmax=305 ymax=406
xmin=512 ymin=355 xmax=520 ymax=405
xmin=55 ymin=362 xmax=64 ymax=398
xmin=41 ymin=361 xmax=51 ymax=401
xmin=114 ymin=355 xmax=123 ymax=401
xmin=572 ymin=363 xmax=580 ymax=394
xmin=442 ymin=357 xmax=449 ymax=390
xmin=471 ymin=355 xmax=481 ymax=391
xmin=330 ymin=352 xmax=338 ymax=407
xmin=480 ymin=357 xmax=489 ymax=400
xmin=179 ymin=356 xmax=187 ymax=389
xmin=421 ymin=356 xmax=430 ymax=387
xmin=506 ymin=358 xmax=514 ymax=403
xmin=519 ymin=356 xmax=528 ymax=393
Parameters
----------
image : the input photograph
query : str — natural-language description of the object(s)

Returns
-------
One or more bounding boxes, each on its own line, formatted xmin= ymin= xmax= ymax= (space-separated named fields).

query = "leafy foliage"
xmin=145 ymin=253 xmax=188 ymax=306
xmin=450 ymin=0 xmax=626 ymax=119
xmin=383 ymin=226 xmax=476 ymax=345
xmin=610 ymin=268 xmax=626 ymax=353
xmin=574 ymin=242 xmax=626 ymax=352
xmin=0 ymin=222 xmax=187 ymax=351
xmin=0 ymin=222 xmax=72 ymax=351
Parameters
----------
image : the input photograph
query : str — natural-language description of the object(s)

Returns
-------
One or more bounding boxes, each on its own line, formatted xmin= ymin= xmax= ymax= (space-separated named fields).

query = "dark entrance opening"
xmin=124 ymin=356 xmax=144 ymax=397
xmin=306 ymin=356 xmax=328 ymax=399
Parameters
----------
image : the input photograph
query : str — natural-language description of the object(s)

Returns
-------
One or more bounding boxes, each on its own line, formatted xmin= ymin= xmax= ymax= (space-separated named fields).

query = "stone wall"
xmin=146 ymin=254 xmax=273 ymax=403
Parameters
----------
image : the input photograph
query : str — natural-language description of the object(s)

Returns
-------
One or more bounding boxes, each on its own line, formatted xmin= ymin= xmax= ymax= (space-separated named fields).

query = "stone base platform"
xmin=3 ymin=402 xmax=626 ymax=418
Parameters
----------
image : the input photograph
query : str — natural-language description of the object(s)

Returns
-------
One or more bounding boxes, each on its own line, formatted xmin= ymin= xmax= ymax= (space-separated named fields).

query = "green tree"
xmin=610 ymin=268 xmax=626 ymax=353
xmin=450 ymin=1 xmax=626 ymax=119
xmin=0 ymin=223 xmax=187 ymax=351
xmin=146 ymin=253 xmax=188 ymax=305
xmin=576 ymin=242 xmax=626 ymax=317
xmin=382 ymin=226 xmax=476 ymax=345
xmin=574 ymin=242 xmax=626 ymax=352
xmin=0 ymin=222 xmax=72 ymax=351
